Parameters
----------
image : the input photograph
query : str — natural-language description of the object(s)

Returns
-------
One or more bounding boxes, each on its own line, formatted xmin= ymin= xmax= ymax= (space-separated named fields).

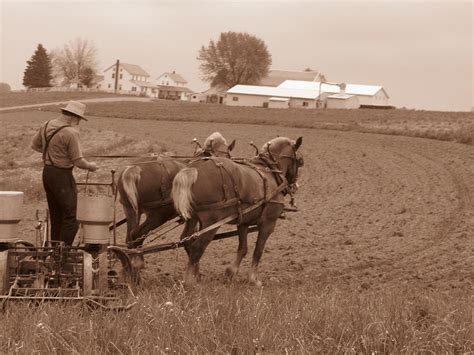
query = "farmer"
xmin=31 ymin=100 xmax=98 ymax=246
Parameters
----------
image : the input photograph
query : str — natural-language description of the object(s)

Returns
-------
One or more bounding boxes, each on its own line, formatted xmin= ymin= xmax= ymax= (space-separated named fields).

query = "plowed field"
xmin=2 ymin=110 xmax=473 ymax=292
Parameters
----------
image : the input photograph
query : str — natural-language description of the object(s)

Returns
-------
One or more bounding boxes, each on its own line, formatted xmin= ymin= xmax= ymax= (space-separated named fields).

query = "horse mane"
xmin=195 ymin=132 xmax=231 ymax=157
xmin=203 ymin=132 xmax=228 ymax=149
xmin=261 ymin=137 xmax=293 ymax=155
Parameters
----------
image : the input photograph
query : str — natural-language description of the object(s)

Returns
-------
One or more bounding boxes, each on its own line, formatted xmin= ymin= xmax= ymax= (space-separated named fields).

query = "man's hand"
xmin=87 ymin=162 xmax=98 ymax=172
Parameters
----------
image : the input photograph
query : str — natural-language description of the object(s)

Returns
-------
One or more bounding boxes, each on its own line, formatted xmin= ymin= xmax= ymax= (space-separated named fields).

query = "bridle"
xmin=264 ymin=141 xmax=301 ymax=186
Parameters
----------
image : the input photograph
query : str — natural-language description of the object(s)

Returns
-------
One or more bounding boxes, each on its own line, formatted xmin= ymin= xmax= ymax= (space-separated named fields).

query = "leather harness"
xmin=192 ymin=153 xmax=293 ymax=223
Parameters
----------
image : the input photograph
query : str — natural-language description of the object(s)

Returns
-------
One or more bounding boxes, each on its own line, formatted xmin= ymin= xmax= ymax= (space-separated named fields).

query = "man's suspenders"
xmin=42 ymin=121 xmax=71 ymax=166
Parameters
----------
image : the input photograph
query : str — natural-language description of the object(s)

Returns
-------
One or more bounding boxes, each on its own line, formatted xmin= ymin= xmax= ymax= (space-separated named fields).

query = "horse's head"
xmin=195 ymin=132 xmax=236 ymax=158
xmin=262 ymin=136 xmax=303 ymax=186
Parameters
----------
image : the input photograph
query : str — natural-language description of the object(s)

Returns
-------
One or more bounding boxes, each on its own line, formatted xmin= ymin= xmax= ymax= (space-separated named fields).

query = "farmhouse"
xmin=155 ymin=71 xmax=190 ymax=100
xmin=102 ymin=61 xmax=156 ymax=96
xmin=226 ymin=85 xmax=319 ymax=109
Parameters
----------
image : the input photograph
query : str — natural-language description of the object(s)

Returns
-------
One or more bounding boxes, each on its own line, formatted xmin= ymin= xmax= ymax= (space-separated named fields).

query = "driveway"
xmin=0 ymin=97 xmax=152 ymax=111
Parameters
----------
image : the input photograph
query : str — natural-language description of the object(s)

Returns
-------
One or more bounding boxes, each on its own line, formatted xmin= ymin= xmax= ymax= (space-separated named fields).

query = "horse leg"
xmin=183 ymin=221 xmax=219 ymax=288
xmin=181 ymin=219 xmax=198 ymax=258
xmin=248 ymin=220 xmax=277 ymax=287
xmin=121 ymin=203 xmax=139 ymax=245
xmin=130 ymin=209 xmax=172 ymax=248
xmin=225 ymin=225 xmax=249 ymax=280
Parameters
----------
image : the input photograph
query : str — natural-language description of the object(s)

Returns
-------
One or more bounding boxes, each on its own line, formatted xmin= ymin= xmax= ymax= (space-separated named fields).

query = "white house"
xmin=226 ymin=85 xmax=319 ymax=109
xmin=278 ymin=80 xmax=389 ymax=107
xmin=155 ymin=71 xmax=189 ymax=100
xmin=102 ymin=61 xmax=156 ymax=96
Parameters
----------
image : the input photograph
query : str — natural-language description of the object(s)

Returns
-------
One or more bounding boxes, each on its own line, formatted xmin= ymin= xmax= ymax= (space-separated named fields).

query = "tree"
xmin=0 ymin=83 xmax=11 ymax=93
xmin=197 ymin=31 xmax=272 ymax=89
xmin=22 ymin=44 xmax=53 ymax=88
xmin=51 ymin=38 xmax=98 ymax=87
xmin=81 ymin=67 xmax=95 ymax=87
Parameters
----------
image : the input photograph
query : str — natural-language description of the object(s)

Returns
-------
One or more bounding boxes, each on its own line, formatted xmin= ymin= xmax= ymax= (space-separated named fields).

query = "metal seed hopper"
xmin=0 ymin=173 xmax=137 ymax=310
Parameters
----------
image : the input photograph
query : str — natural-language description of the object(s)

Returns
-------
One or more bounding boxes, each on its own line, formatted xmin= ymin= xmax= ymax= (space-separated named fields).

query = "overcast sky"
xmin=1 ymin=0 xmax=472 ymax=111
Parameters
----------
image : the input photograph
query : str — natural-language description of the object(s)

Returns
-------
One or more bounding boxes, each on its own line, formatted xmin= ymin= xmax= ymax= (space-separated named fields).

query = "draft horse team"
xmin=118 ymin=133 xmax=304 ymax=287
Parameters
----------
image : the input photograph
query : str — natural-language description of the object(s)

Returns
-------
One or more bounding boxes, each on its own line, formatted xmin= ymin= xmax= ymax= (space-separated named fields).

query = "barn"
xmin=259 ymin=69 xmax=326 ymax=86
xmin=278 ymin=80 xmax=390 ymax=107
xmin=226 ymin=85 xmax=319 ymax=109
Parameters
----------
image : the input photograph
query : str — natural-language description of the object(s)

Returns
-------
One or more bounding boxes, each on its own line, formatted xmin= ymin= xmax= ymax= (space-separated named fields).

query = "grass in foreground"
xmin=0 ymin=283 xmax=471 ymax=353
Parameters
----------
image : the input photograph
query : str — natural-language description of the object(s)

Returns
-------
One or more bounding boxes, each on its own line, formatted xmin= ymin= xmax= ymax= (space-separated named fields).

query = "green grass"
xmin=0 ymin=284 xmax=471 ymax=353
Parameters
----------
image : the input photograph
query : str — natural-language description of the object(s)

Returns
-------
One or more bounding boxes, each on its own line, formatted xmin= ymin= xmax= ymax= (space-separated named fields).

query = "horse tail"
xmin=119 ymin=165 xmax=142 ymax=216
xmin=172 ymin=168 xmax=198 ymax=220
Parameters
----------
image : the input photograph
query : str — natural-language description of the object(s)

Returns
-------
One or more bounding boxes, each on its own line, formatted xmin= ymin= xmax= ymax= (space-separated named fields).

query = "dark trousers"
xmin=42 ymin=165 xmax=78 ymax=246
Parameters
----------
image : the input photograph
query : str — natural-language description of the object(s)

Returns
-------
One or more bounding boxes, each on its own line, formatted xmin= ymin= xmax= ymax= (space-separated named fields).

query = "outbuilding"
xmin=326 ymin=93 xmax=360 ymax=109
xmin=226 ymin=85 xmax=319 ymax=109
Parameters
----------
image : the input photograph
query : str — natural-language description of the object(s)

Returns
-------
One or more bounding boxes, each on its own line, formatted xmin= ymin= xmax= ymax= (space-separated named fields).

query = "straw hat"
xmin=61 ymin=100 xmax=87 ymax=121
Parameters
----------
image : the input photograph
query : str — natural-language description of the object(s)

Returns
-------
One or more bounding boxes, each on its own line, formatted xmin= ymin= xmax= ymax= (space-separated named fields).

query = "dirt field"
xmin=1 ymin=109 xmax=472 ymax=294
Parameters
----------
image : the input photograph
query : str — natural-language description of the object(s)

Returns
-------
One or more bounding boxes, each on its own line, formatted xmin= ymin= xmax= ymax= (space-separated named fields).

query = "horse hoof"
xmin=253 ymin=280 xmax=263 ymax=287
xmin=224 ymin=266 xmax=236 ymax=280
xmin=249 ymin=278 xmax=263 ymax=287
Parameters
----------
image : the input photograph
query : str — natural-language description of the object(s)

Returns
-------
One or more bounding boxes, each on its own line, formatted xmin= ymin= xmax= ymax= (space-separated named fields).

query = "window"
xmin=302 ymin=102 xmax=309 ymax=107
xmin=131 ymin=86 xmax=137 ymax=92
xmin=119 ymin=85 xmax=122 ymax=90
xmin=120 ymin=74 xmax=123 ymax=79
xmin=108 ymin=84 xmax=111 ymax=88
xmin=232 ymin=96 xmax=239 ymax=101
xmin=112 ymin=73 xmax=115 ymax=79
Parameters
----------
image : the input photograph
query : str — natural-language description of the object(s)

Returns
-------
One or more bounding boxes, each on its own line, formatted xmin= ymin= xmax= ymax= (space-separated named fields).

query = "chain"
xmin=127 ymin=217 xmax=182 ymax=248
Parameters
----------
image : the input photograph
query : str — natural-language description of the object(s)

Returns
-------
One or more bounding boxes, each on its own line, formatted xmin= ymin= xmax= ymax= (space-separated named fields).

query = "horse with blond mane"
xmin=172 ymin=136 xmax=303 ymax=287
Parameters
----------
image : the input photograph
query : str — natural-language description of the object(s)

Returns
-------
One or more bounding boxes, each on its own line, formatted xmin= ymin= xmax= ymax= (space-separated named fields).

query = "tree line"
xmin=21 ymin=31 xmax=272 ymax=91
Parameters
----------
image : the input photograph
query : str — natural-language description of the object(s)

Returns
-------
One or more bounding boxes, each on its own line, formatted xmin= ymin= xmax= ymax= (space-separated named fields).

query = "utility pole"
xmin=114 ymin=59 xmax=120 ymax=93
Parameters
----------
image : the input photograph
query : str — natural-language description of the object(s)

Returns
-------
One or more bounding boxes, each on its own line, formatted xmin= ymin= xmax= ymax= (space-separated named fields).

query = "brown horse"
xmin=172 ymin=136 xmax=303 ymax=287
xmin=117 ymin=132 xmax=235 ymax=248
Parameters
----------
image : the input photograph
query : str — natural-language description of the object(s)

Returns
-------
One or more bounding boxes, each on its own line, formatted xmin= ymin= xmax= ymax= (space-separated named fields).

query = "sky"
xmin=1 ymin=0 xmax=472 ymax=111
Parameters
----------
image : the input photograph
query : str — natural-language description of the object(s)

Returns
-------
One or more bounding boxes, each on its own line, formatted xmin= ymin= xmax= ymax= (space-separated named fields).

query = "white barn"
xmin=102 ymin=62 xmax=155 ymax=96
xmin=226 ymin=85 xmax=320 ymax=109
xmin=278 ymin=80 xmax=389 ymax=107
xmin=259 ymin=69 xmax=326 ymax=87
